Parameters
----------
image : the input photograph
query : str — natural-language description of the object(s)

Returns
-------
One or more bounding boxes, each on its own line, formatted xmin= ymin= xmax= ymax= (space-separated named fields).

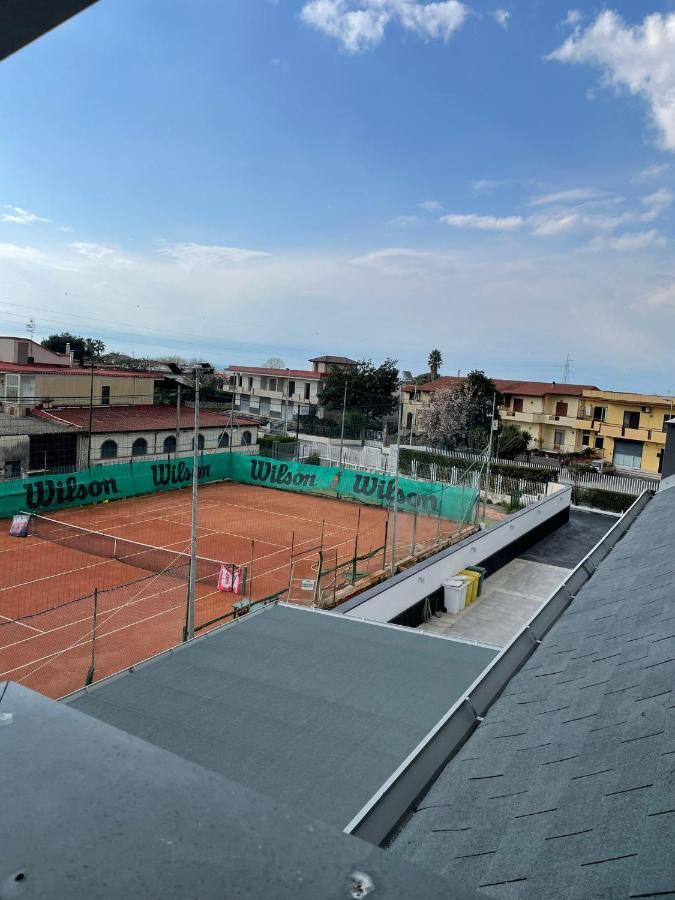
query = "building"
xmin=225 ymin=365 xmax=322 ymax=419
xmin=30 ymin=405 xmax=259 ymax=468
xmin=578 ymin=388 xmax=673 ymax=474
xmin=402 ymin=376 xmax=596 ymax=454
xmin=309 ymin=355 xmax=358 ymax=374
xmin=0 ymin=337 xmax=161 ymax=415
xmin=0 ymin=413 xmax=78 ymax=480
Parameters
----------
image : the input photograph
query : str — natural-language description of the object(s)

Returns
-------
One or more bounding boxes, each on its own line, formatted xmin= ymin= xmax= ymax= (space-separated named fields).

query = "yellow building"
xmin=578 ymin=389 xmax=672 ymax=475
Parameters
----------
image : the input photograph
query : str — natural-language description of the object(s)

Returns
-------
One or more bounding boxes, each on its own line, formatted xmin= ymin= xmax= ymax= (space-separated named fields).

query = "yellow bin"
xmin=460 ymin=570 xmax=480 ymax=605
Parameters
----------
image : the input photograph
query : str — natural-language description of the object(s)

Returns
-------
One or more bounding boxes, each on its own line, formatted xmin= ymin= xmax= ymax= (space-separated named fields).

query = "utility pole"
xmin=87 ymin=358 xmax=94 ymax=469
xmin=562 ymin=354 xmax=573 ymax=384
xmin=482 ymin=393 xmax=497 ymax=525
xmin=187 ymin=364 xmax=201 ymax=641
xmin=389 ymin=383 xmax=403 ymax=574
xmin=338 ymin=380 xmax=348 ymax=468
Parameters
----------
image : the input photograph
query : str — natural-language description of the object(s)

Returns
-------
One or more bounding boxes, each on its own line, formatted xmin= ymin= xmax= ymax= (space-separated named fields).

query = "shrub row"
xmin=573 ymin=487 xmax=638 ymax=514
xmin=399 ymin=449 xmax=554 ymax=484
xmin=258 ymin=434 xmax=297 ymax=445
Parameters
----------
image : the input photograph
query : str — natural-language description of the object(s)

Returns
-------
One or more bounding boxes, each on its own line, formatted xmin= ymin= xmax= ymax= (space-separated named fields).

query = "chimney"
xmin=661 ymin=417 xmax=675 ymax=485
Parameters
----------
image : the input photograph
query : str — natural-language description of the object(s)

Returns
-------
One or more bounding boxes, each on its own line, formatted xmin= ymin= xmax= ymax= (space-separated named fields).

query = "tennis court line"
xmin=0 ymin=613 xmax=44 ymax=635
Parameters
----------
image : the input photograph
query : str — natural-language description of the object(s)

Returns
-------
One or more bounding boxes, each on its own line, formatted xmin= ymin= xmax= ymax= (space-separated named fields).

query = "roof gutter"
xmin=343 ymin=488 xmax=654 ymax=847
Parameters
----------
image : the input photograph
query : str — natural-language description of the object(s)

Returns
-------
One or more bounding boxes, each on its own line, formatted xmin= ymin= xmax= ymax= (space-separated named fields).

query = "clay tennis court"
xmin=0 ymin=480 xmax=462 ymax=699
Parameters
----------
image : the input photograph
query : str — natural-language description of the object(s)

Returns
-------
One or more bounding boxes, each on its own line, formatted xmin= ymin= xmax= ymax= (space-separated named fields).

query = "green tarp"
xmin=0 ymin=452 xmax=478 ymax=523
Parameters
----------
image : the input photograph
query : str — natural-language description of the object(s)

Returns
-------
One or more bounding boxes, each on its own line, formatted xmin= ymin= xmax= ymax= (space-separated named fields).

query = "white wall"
xmin=341 ymin=485 xmax=572 ymax=623
xmin=85 ymin=424 xmax=258 ymax=467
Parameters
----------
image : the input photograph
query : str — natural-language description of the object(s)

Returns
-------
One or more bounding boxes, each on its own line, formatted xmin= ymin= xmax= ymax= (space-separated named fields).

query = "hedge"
xmin=399 ymin=448 xmax=554 ymax=484
xmin=573 ymin=487 xmax=638 ymax=514
xmin=258 ymin=434 xmax=297 ymax=445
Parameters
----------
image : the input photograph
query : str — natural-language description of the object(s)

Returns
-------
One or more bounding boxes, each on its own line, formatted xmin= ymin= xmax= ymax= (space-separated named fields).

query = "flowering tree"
xmin=417 ymin=383 xmax=475 ymax=447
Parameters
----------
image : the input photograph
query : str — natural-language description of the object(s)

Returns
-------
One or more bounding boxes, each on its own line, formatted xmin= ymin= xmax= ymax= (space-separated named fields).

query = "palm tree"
xmin=428 ymin=349 xmax=443 ymax=381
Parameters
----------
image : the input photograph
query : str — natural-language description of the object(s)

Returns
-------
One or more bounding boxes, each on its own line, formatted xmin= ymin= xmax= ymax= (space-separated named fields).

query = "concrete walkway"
xmin=417 ymin=557 xmax=570 ymax=648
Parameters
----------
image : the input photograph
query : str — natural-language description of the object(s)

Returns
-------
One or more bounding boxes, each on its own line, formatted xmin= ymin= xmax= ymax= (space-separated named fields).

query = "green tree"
xmin=41 ymin=333 xmax=105 ymax=362
xmin=497 ymin=425 xmax=531 ymax=460
xmin=318 ymin=358 xmax=399 ymax=421
xmin=427 ymin=349 xmax=443 ymax=381
xmin=464 ymin=370 xmax=501 ymax=450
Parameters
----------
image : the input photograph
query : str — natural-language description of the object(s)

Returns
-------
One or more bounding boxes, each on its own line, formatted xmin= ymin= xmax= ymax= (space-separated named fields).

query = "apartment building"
xmin=0 ymin=337 xmax=160 ymax=415
xmin=402 ymin=376 xmax=596 ymax=454
xmin=578 ymin=389 xmax=673 ymax=474
xmin=225 ymin=356 xmax=356 ymax=421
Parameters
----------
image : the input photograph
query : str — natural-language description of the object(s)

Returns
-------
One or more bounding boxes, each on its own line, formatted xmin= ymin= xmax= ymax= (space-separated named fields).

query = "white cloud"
xmin=492 ymin=8 xmax=509 ymax=30
xmin=548 ymin=11 xmax=675 ymax=152
xmin=563 ymin=10 xmax=583 ymax=28
xmin=587 ymin=230 xmax=666 ymax=253
xmin=528 ymin=187 xmax=610 ymax=207
xmin=349 ymin=247 xmax=453 ymax=275
xmin=641 ymin=188 xmax=673 ymax=222
xmin=389 ymin=214 xmax=420 ymax=226
xmin=530 ymin=213 xmax=582 ymax=237
xmin=1 ymin=206 xmax=50 ymax=225
xmin=299 ymin=0 xmax=468 ymax=53
xmin=418 ymin=200 xmax=443 ymax=212
xmin=644 ymin=282 xmax=675 ymax=307
xmin=471 ymin=178 xmax=507 ymax=195
xmin=440 ymin=213 xmax=524 ymax=231
xmin=72 ymin=242 xmax=117 ymax=261
xmin=632 ymin=162 xmax=671 ymax=183
xmin=0 ymin=243 xmax=45 ymax=262
xmin=157 ymin=242 xmax=272 ymax=266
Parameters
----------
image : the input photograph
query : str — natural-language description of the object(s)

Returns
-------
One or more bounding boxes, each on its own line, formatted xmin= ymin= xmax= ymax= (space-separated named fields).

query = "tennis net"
xmin=27 ymin=513 xmax=223 ymax=587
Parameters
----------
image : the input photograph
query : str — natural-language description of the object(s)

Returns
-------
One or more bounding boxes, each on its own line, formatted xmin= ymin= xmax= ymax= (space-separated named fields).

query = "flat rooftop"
xmin=67 ymin=604 xmax=497 ymax=830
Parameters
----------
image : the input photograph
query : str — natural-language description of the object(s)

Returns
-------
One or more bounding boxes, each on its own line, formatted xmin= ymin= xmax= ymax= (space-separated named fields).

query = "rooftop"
xmin=67 ymin=604 xmax=497 ymax=830
xmin=0 ymin=413 xmax=76 ymax=435
xmin=309 ymin=355 xmax=358 ymax=364
xmin=226 ymin=365 xmax=322 ymax=379
xmin=392 ymin=485 xmax=675 ymax=898
xmin=0 ymin=361 xmax=161 ymax=378
xmin=405 ymin=377 xmax=597 ymax=397
xmin=30 ymin=405 xmax=259 ymax=433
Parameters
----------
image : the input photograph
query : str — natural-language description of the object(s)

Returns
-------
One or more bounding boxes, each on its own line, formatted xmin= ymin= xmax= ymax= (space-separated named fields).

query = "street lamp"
xmin=166 ymin=362 xmax=213 ymax=640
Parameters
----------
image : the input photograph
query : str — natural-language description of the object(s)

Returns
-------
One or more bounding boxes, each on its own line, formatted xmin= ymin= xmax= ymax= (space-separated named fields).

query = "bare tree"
xmin=264 ymin=357 xmax=285 ymax=369
xmin=417 ymin=383 xmax=474 ymax=447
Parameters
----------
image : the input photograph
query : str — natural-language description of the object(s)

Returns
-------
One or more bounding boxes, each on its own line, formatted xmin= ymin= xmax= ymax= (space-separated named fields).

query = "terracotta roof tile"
xmin=30 ymin=405 xmax=258 ymax=434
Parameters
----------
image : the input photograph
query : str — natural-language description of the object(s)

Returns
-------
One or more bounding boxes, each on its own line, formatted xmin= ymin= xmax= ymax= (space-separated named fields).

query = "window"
xmin=218 ymin=431 xmax=229 ymax=448
xmin=268 ymin=378 xmax=277 ymax=392
xmin=248 ymin=376 xmax=253 ymax=389
xmin=595 ymin=436 xmax=604 ymax=450
xmin=555 ymin=401 xmax=568 ymax=417
xmin=5 ymin=374 xmax=19 ymax=401
xmin=304 ymin=382 xmax=311 ymax=401
xmin=593 ymin=406 xmax=607 ymax=422
xmin=17 ymin=341 xmax=29 ymax=364
xmin=163 ymin=435 xmax=176 ymax=454
xmin=101 ymin=440 xmax=118 ymax=459
xmin=101 ymin=385 xmax=110 ymax=406
xmin=554 ymin=429 xmax=565 ymax=449
xmin=288 ymin=380 xmax=295 ymax=397
xmin=5 ymin=460 xmax=21 ymax=478
xmin=191 ymin=433 xmax=205 ymax=451
xmin=623 ymin=411 xmax=640 ymax=430
xmin=132 ymin=437 xmax=148 ymax=456
xmin=406 ymin=412 xmax=414 ymax=430
xmin=513 ymin=398 xmax=524 ymax=413
xmin=581 ymin=430 xmax=590 ymax=447
xmin=241 ymin=430 xmax=252 ymax=445
xmin=238 ymin=374 xmax=243 ymax=387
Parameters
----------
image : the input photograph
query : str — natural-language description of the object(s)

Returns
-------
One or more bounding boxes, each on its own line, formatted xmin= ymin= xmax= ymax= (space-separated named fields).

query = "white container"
xmin=443 ymin=578 xmax=467 ymax=615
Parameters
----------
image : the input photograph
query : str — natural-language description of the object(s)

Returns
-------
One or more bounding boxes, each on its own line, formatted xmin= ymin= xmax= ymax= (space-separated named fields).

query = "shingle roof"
xmin=226 ymin=365 xmax=321 ymax=379
xmin=30 ymin=405 xmax=258 ymax=434
xmin=67 ymin=604 xmax=497 ymax=831
xmin=392 ymin=485 xmax=675 ymax=899
xmin=0 ymin=361 xmax=160 ymax=378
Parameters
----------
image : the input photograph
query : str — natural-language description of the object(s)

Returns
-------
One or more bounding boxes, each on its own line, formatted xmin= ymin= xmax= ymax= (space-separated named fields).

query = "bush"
xmin=574 ymin=487 xmax=638 ymax=513
xmin=259 ymin=434 xmax=296 ymax=445
xmin=304 ymin=453 xmax=322 ymax=466
xmin=399 ymin=448 xmax=554 ymax=484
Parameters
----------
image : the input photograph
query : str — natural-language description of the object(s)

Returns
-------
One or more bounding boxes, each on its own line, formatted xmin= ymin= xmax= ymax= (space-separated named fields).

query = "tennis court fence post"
xmin=382 ymin=516 xmax=389 ymax=571
xmin=85 ymin=588 xmax=98 ymax=687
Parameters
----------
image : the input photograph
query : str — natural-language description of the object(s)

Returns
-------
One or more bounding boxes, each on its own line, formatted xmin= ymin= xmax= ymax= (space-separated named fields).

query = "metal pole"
xmin=87 ymin=359 xmax=94 ymax=469
xmin=338 ymin=380 xmax=348 ymax=468
xmin=389 ymin=384 xmax=403 ymax=574
xmin=229 ymin=389 xmax=235 ymax=453
xmin=482 ymin=393 xmax=497 ymax=524
xmin=175 ymin=383 xmax=181 ymax=455
xmin=187 ymin=366 xmax=201 ymax=640
xmin=249 ymin=539 xmax=255 ymax=600
xmin=85 ymin=588 xmax=98 ymax=686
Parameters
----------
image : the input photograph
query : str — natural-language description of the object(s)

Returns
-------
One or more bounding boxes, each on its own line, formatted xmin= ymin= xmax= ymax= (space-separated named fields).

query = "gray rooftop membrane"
xmin=67 ymin=604 xmax=496 ymax=830
xmin=391 ymin=486 xmax=675 ymax=899
xmin=0 ymin=681 xmax=472 ymax=899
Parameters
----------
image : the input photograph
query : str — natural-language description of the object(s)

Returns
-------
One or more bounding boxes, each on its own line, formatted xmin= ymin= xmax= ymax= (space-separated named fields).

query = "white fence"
xmin=298 ymin=441 xmax=392 ymax=472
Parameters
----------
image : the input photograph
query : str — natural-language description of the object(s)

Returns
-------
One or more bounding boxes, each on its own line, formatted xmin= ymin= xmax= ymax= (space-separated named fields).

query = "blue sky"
xmin=1 ymin=1 xmax=675 ymax=392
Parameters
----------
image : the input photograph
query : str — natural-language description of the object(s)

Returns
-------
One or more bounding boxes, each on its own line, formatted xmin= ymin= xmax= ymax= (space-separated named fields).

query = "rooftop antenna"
xmin=26 ymin=318 xmax=36 ymax=340
xmin=561 ymin=354 xmax=574 ymax=384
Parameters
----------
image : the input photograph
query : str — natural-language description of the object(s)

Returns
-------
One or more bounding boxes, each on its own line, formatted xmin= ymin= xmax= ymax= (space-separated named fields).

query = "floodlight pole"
xmin=338 ymin=380 xmax=348 ymax=468
xmin=389 ymin=383 xmax=403 ymax=574
xmin=87 ymin=358 xmax=94 ymax=469
xmin=175 ymin=383 xmax=181 ymax=455
xmin=187 ymin=365 xmax=201 ymax=641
